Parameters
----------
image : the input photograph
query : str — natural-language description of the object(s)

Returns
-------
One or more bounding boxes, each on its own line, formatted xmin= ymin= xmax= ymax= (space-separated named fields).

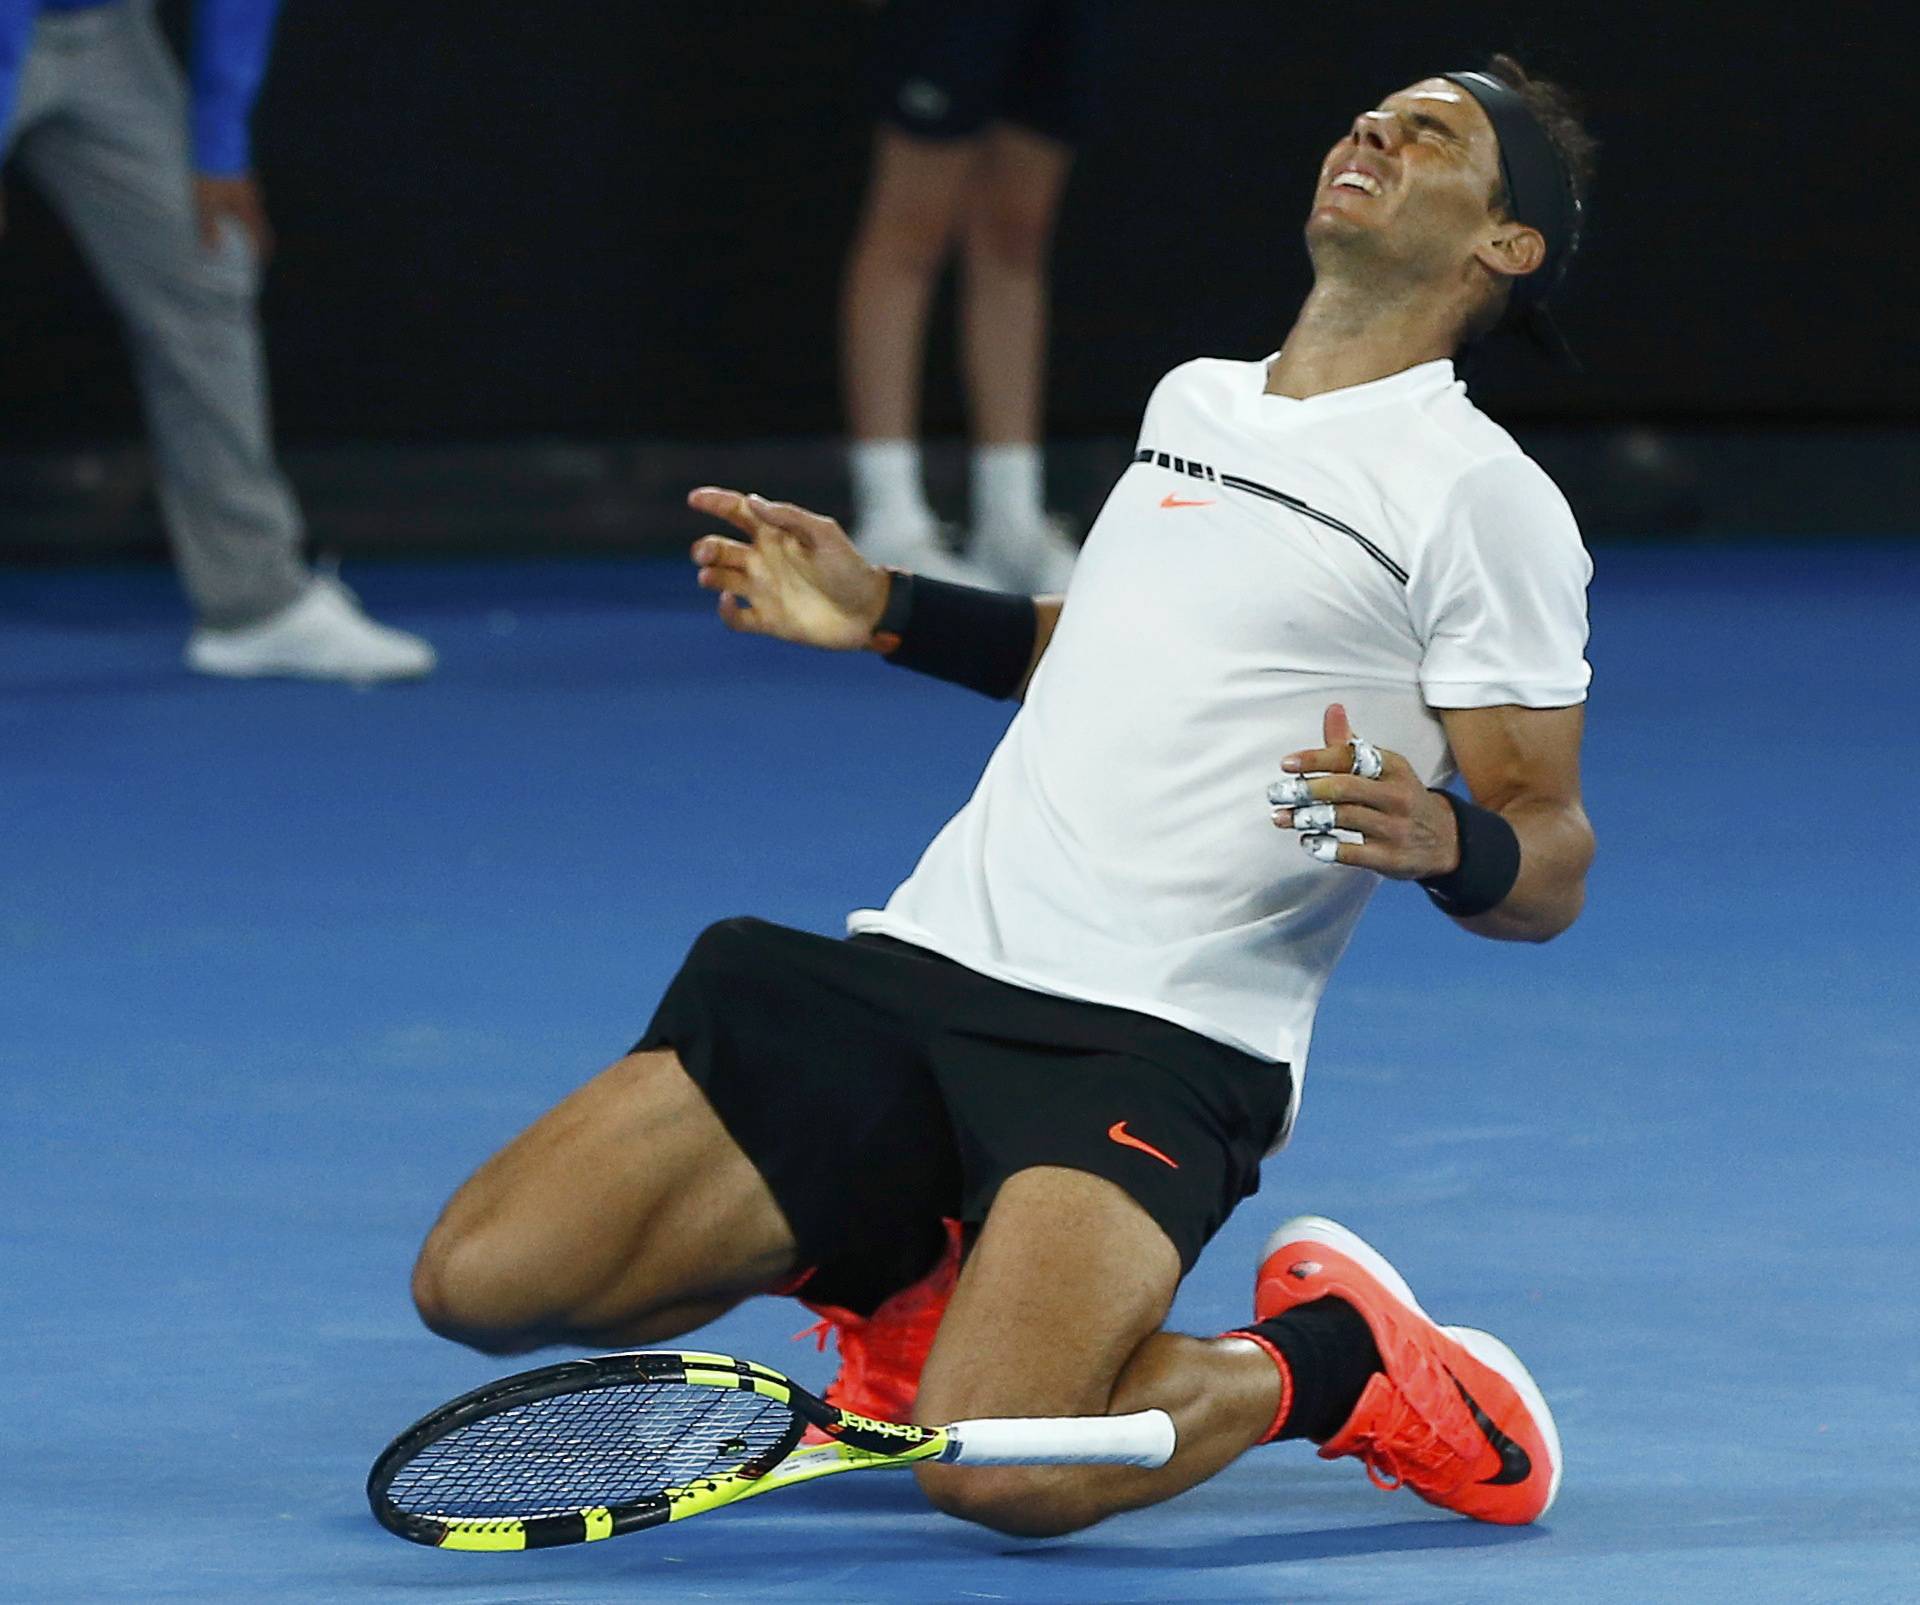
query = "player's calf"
xmin=913 ymin=1327 xmax=1281 ymax=1536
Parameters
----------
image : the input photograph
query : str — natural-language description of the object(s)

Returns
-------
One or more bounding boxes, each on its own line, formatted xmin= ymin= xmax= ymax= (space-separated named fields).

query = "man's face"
xmin=1306 ymin=77 xmax=1514 ymax=285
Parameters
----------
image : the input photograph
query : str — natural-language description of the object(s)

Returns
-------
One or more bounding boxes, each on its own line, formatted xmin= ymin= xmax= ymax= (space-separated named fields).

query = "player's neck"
xmin=1265 ymin=277 xmax=1462 ymax=400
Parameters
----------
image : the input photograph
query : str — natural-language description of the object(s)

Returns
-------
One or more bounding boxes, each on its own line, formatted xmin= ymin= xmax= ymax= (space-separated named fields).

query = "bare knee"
xmin=915 ymin=1464 xmax=1102 ymax=1538
xmin=410 ymin=1221 xmax=546 ymax=1355
xmin=404 ymin=1037 xmax=796 ymax=1355
xmin=410 ymin=1217 xmax=731 ymax=1356
xmin=407 ymin=1056 xmax=782 ymax=1353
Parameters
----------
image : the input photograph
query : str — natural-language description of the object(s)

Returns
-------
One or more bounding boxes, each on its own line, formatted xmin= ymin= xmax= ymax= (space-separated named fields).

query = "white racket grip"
xmin=939 ymin=1409 xmax=1177 ymax=1468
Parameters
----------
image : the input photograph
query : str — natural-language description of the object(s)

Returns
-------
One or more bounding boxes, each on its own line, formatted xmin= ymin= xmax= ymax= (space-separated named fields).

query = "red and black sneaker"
xmin=1255 ymin=1215 xmax=1562 ymax=1525
xmin=795 ymin=1218 xmax=962 ymax=1425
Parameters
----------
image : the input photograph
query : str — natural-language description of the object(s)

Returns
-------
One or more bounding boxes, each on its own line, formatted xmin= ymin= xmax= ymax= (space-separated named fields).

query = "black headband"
xmin=1441 ymin=69 xmax=1583 ymax=315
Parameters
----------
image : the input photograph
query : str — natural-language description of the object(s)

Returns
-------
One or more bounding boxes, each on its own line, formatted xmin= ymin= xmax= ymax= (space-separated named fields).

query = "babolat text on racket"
xmin=367 ymin=1348 xmax=1177 ymax=1550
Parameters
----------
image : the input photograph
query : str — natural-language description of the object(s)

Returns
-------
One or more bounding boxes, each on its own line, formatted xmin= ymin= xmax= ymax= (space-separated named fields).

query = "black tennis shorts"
xmin=634 ymin=918 xmax=1292 ymax=1277
xmin=868 ymin=0 xmax=1114 ymax=145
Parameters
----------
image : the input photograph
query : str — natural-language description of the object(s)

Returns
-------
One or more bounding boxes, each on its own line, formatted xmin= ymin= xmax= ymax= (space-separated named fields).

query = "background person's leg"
xmin=960 ymin=123 xmax=1078 ymax=589
xmin=411 ymin=1048 xmax=801 ymax=1355
xmin=959 ymin=123 xmax=1070 ymax=450
xmin=912 ymin=1167 xmax=1281 ymax=1537
xmin=842 ymin=128 xmax=983 ymax=451
xmin=841 ymin=127 xmax=986 ymax=579
xmin=19 ymin=0 xmax=308 ymax=630
xmin=1 ymin=0 xmax=71 ymax=165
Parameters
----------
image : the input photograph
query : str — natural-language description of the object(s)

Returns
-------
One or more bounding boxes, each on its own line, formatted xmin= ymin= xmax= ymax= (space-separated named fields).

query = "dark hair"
xmin=1453 ymin=54 xmax=1597 ymax=353
xmin=1483 ymin=53 xmax=1598 ymax=219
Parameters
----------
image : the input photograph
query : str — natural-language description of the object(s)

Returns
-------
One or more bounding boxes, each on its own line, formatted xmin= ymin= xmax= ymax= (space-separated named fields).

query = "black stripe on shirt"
xmin=1217 ymin=473 xmax=1409 ymax=585
xmin=1134 ymin=447 xmax=1408 ymax=585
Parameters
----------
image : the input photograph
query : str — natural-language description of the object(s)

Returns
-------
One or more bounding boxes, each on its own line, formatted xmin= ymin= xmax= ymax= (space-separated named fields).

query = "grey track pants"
xmin=4 ymin=0 xmax=309 ymax=627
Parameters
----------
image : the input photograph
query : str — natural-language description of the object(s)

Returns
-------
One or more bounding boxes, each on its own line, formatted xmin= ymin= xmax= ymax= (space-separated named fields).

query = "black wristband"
xmin=871 ymin=570 xmax=1037 ymax=701
xmin=868 ymin=566 xmax=915 ymax=649
xmin=1419 ymin=789 xmax=1522 ymax=918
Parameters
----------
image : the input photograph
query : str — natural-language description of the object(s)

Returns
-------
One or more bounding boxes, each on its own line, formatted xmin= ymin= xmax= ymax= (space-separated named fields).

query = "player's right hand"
xmin=687 ymin=486 xmax=891 ymax=652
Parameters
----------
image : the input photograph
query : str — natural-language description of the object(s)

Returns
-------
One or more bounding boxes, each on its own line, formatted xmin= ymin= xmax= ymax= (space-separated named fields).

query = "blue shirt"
xmin=1 ymin=0 xmax=283 ymax=175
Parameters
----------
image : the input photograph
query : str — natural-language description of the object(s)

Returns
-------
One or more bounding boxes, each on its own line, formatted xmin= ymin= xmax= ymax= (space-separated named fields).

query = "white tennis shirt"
xmin=848 ymin=356 xmax=1592 ymax=1113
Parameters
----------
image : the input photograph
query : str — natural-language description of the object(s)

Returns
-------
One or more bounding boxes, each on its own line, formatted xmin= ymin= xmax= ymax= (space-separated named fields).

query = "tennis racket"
xmin=368 ymin=1347 xmax=1177 ymax=1551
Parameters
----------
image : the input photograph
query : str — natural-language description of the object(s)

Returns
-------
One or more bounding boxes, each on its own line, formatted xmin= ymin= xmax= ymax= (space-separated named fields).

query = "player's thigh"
xmin=412 ymin=1047 xmax=796 ymax=1343
xmin=914 ymin=1164 xmax=1178 ymax=1431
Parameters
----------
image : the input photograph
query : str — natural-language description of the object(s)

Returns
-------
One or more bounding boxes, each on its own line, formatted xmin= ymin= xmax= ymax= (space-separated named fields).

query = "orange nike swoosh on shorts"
xmin=1159 ymin=493 xmax=1215 ymax=508
xmin=1108 ymin=1121 xmax=1180 ymax=1168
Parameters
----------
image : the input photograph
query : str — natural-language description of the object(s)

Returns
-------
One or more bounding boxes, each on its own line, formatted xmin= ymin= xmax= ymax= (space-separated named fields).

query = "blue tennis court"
xmin=3 ymin=543 xmax=1915 ymax=1602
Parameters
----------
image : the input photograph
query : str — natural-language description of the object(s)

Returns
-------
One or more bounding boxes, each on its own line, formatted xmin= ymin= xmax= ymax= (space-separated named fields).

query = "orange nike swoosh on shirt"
xmin=1159 ymin=493 xmax=1215 ymax=508
xmin=1108 ymin=1121 xmax=1180 ymax=1168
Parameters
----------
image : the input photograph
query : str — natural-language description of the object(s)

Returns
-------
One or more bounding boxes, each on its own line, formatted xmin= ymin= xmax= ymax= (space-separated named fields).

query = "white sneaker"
xmin=186 ymin=576 xmax=436 ymax=682
xmin=852 ymin=517 xmax=995 ymax=588
xmin=970 ymin=512 xmax=1080 ymax=594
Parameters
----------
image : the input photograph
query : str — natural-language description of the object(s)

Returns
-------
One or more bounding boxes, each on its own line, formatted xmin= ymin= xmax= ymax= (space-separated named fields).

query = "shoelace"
xmin=794 ymin=1310 xmax=884 ymax=1410
xmin=1352 ymin=1385 xmax=1467 ymax=1493
xmin=792 ymin=1315 xmax=861 ymax=1439
xmin=794 ymin=1313 xmax=864 ymax=1405
xmin=1358 ymin=1441 xmax=1407 ymax=1492
xmin=800 ymin=1303 xmax=945 ymax=1419
xmin=801 ymin=1311 xmax=930 ymax=1367
xmin=794 ymin=1314 xmax=864 ymax=1383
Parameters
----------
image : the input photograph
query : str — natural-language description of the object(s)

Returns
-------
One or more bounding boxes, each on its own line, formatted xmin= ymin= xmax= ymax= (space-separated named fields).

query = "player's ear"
xmin=1475 ymin=221 xmax=1546 ymax=283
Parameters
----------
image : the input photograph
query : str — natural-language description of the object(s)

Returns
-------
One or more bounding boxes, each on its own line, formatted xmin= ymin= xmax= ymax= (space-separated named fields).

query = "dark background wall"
xmin=0 ymin=0 xmax=1912 ymax=448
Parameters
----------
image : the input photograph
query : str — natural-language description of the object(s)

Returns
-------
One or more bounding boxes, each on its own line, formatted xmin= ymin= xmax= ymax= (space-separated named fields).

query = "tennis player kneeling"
xmin=409 ymin=55 xmax=1596 ymax=1537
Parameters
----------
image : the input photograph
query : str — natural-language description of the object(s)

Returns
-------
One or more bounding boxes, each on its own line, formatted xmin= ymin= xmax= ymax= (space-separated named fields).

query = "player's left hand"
xmin=193 ymin=173 xmax=274 ymax=261
xmin=1269 ymin=702 xmax=1460 ymax=880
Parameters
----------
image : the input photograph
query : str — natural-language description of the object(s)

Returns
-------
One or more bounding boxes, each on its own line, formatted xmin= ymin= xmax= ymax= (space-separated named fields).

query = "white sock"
xmin=972 ymin=443 xmax=1045 ymax=534
xmin=850 ymin=439 xmax=934 ymax=531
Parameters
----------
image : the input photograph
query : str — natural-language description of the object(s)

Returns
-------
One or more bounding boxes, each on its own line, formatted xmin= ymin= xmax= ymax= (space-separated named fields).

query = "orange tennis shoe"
xmin=1254 ymin=1215 xmax=1562 ymax=1525
xmin=796 ymin=1218 xmax=962 ymax=1424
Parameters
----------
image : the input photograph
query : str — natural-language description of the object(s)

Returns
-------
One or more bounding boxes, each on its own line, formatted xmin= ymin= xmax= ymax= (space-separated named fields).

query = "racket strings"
xmin=383 ymin=1380 xmax=795 ymax=1518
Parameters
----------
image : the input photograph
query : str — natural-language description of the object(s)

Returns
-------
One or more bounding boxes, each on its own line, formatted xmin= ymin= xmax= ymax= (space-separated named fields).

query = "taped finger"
xmin=1299 ymin=832 xmax=1341 ymax=863
xmin=1292 ymin=802 xmax=1339 ymax=832
xmin=1349 ymin=736 xmax=1384 ymax=780
xmin=1267 ymin=773 xmax=1315 ymax=808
